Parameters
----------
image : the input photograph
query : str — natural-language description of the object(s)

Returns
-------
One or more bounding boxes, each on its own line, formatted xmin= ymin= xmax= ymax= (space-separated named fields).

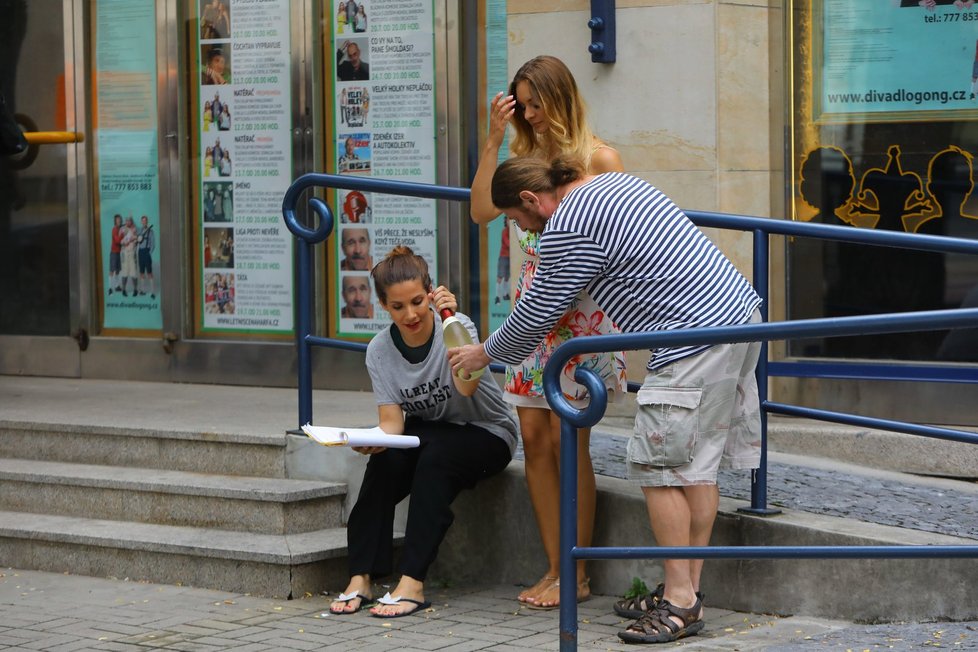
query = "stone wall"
xmin=505 ymin=0 xmax=783 ymax=383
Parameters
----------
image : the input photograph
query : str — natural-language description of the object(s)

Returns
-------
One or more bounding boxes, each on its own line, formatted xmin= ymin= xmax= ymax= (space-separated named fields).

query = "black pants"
xmin=346 ymin=418 xmax=511 ymax=581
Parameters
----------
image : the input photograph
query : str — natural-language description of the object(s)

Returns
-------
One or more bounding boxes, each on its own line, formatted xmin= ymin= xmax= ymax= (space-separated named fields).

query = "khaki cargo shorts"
xmin=626 ymin=311 xmax=762 ymax=487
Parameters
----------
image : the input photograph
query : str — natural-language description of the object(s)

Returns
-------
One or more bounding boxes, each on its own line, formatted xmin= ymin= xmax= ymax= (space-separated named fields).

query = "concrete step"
xmin=0 ymin=510 xmax=366 ymax=599
xmin=595 ymin=415 xmax=978 ymax=479
xmin=0 ymin=421 xmax=287 ymax=477
xmin=765 ymin=415 xmax=978 ymax=479
xmin=0 ymin=458 xmax=346 ymax=535
xmin=433 ymin=465 xmax=978 ymax=623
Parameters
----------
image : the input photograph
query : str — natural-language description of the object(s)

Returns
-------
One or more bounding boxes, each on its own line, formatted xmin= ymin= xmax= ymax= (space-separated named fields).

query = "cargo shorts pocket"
xmin=628 ymin=386 xmax=702 ymax=468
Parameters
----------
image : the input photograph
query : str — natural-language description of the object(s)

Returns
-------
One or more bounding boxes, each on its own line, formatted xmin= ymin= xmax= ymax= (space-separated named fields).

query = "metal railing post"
xmin=281 ymin=185 xmax=335 ymax=430
xmin=741 ymin=228 xmax=779 ymax=515
xmin=558 ymin=416 xmax=578 ymax=651
xmin=279 ymin=175 xmax=978 ymax=652
xmin=543 ymin=364 xmax=610 ymax=652
xmin=296 ymin=238 xmax=313 ymax=428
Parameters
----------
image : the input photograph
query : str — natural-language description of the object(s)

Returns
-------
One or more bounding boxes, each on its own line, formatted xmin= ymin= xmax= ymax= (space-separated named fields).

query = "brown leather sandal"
xmin=617 ymin=597 xmax=704 ymax=644
xmin=613 ymin=584 xmax=704 ymax=620
xmin=613 ymin=583 xmax=664 ymax=619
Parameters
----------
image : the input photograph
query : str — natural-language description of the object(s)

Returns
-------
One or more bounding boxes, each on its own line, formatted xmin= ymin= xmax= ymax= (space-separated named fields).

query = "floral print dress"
xmin=503 ymin=223 xmax=627 ymax=407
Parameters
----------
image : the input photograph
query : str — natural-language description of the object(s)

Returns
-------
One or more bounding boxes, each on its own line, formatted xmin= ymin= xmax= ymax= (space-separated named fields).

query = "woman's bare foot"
xmin=329 ymin=574 xmax=373 ymax=614
xmin=369 ymin=575 xmax=428 ymax=618
xmin=526 ymin=576 xmax=590 ymax=609
xmin=518 ymin=574 xmax=558 ymax=604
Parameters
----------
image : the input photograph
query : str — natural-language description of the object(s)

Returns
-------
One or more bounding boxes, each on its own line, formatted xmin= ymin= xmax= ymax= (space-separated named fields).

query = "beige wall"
xmin=506 ymin=0 xmax=781 ymax=382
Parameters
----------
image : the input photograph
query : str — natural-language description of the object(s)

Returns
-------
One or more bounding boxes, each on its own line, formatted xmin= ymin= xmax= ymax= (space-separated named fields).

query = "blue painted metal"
xmin=282 ymin=190 xmax=334 ymax=427
xmin=768 ymin=360 xmax=978 ymax=383
xmin=283 ymin=172 xmax=471 ymax=206
xmin=765 ymin=401 xmax=978 ymax=445
xmin=544 ymin=309 xmax=978 ymax=364
xmin=545 ymin=309 xmax=978 ymax=649
xmin=304 ymin=336 xmax=367 ymax=354
xmin=553 ymin=369 xmax=607 ymax=646
xmin=281 ymin=173 xmax=978 ymax=651
xmin=743 ymin=228 xmax=778 ymax=516
xmin=281 ymin=174 xmax=470 ymax=427
xmin=573 ymin=545 xmax=978 ymax=560
xmin=587 ymin=0 xmax=616 ymax=63
xmin=686 ymin=208 xmax=978 ymax=255
xmin=557 ymin=417 xmax=578 ymax=645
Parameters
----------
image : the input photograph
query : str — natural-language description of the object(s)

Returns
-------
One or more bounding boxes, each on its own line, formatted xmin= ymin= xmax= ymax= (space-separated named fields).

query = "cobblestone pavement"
xmin=526 ymin=431 xmax=978 ymax=541
xmin=3 ymin=568 xmax=977 ymax=651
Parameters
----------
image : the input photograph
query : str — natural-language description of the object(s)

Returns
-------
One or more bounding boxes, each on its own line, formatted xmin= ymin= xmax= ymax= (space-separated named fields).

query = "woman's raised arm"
xmin=470 ymin=92 xmax=516 ymax=225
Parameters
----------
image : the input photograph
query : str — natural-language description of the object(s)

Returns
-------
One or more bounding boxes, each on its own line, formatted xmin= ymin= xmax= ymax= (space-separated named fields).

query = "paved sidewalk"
xmin=8 ymin=567 xmax=976 ymax=651
xmin=4 ymin=377 xmax=978 ymax=649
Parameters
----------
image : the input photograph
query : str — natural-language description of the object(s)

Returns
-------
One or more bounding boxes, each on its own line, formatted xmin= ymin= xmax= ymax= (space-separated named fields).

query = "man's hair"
xmin=207 ymin=48 xmax=224 ymax=63
xmin=490 ymin=154 xmax=586 ymax=209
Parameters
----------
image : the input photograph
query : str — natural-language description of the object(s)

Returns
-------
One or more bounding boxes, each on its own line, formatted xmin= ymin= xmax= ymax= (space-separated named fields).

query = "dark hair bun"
xmin=386 ymin=245 xmax=414 ymax=259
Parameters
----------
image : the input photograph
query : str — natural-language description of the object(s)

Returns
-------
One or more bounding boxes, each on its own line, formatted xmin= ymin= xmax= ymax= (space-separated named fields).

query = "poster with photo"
xmin=816 ymin=0 xmax=978 ymax=122
xmin=339 ymin=86 xmax=370 ymax=127
xmin=203 ymin=181 xmax=234 ymax=222
xmin=95 ymin=0 xmax=162 ymax=330
xmin=332 ymin=0 xmax=438 ymax=336
xmin=337 ymin=132 xmax=372 ymax=174
xmin=339 ymin=189 xmax=372 ymax=223
xmin=196 ymin=0 xmax=294 ymax=334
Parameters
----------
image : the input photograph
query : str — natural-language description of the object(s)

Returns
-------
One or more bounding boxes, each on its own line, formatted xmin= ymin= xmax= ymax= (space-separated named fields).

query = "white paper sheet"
xmin=300 ymin=424 xmax=420 ymax=449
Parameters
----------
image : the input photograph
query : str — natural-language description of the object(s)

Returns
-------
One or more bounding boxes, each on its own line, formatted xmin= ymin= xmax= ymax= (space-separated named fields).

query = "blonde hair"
xmin=370 ymin=245 xmax=432 ymax=304
xmin=508 ymin=56 xmax=596 ymax=163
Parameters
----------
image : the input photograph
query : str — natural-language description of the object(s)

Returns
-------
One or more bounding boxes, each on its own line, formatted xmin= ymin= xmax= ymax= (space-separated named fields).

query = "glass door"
xmin=0 ymin=0 xmax=73 ymax=337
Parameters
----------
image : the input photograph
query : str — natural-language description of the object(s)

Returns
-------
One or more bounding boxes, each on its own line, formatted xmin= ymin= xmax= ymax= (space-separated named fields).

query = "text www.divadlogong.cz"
xmin=826 ymin=88 xmax=969 ymax=106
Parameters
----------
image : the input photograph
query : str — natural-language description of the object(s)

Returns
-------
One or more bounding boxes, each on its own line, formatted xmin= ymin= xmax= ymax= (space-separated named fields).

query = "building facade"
xmin=2 ymin=0 xmax=976 ymax=424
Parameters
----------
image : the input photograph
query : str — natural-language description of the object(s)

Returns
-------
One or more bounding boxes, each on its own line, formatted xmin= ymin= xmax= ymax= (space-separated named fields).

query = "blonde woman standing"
xmin=469 ymin=55 xmax=627 ymax=610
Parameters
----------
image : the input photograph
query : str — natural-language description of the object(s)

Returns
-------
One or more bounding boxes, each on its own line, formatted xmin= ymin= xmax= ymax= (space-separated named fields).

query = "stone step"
xmin=594 ymin=415 xmax=978 ymax=479
xmin=0 ymin=458 xmax=346 ymax=535
xmin=765 ymin=416 xmax=978 ymax=479
xmin=0 ymin=421 xmax=286 ymax=477
xmin=0 ymin=510 xmax=371 ymax=599
xmin=433 ymin=465 xmax=978 ymax=623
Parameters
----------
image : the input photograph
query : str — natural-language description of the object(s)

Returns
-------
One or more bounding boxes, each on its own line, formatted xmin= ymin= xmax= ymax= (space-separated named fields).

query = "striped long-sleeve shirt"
xmin=484 ymin=172 xmax=762 ymax=370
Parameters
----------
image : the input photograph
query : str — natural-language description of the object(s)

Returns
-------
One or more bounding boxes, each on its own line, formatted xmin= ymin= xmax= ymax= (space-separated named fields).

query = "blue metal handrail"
xmin=283 ymin=173 xmax=487 ymax=427
xmin=282 ymin=173 xmax=978 ymax=650
xmin=544 ymin=313 xmax=978 ymax=650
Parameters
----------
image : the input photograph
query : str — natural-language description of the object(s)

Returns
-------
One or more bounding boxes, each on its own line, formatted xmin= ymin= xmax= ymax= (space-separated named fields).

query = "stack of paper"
xmin=301 ymin=424 xmax=420 ymax=449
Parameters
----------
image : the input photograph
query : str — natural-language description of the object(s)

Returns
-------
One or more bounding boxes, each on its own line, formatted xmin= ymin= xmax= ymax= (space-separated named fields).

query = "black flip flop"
xmin=370 ymin=593 xmax=431 ymax=619
xmin=328 ymin=590 xmax=376 ymax=615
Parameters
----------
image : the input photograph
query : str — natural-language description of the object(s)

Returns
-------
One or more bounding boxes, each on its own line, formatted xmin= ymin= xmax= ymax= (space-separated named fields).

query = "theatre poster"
xmin=330 ymin=0 xmax=438 ymax=337
xmin=196 ymin=0 xmax=294 ymax=334
xmin=95 ymin=0 xmax=163 ymax=331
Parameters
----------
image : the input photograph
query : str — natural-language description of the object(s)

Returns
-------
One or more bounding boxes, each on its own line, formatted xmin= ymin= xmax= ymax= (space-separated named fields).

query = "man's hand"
xmin=447 ymin=343 xmax=491 ymax=380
